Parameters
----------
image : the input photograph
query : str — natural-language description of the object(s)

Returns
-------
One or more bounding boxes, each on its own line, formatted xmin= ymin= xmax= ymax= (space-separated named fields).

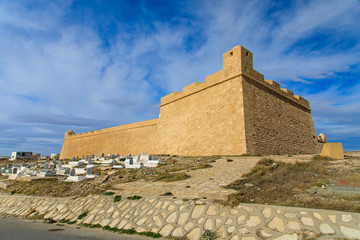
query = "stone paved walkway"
xmin=114 ymin=157 xmax=261 ymax=200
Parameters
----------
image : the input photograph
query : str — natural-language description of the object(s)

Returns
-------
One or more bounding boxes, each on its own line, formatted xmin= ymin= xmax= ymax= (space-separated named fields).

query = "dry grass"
xmin=155 ymin=172 xmax=190 ymax=182
xmin=225 ymin=158 xmax=360 ymax=212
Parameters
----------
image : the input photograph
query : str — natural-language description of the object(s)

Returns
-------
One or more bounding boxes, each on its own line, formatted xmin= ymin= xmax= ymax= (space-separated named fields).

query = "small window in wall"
xmin=246 ymin=52 xmax=249 ymax=56
xmin=230 ymin=52 xmax=233 ymax=56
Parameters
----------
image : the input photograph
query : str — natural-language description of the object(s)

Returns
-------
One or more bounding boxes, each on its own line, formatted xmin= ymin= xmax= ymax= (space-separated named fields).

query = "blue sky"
xmin=0 ymin=0 xmax=359 ymax=156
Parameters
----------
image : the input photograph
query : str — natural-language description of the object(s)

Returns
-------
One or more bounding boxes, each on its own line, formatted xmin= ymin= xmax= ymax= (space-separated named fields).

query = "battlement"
xmin=65 ymin=119 xmax=158 ymax=139
xmin=160 ymin=46 xmax=310 ymax=110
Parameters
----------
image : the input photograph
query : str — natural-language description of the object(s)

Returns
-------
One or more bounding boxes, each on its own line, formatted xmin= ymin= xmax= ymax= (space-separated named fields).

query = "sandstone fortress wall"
xmin=60 ymin=46 xmax=318 ymax=159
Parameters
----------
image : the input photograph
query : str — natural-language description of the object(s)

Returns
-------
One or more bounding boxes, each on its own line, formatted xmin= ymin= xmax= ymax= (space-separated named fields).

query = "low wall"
xmin=1 ymin=194 xmax=359 ymax=240
xmin=60 ymin=119 xmax=158 ymax=159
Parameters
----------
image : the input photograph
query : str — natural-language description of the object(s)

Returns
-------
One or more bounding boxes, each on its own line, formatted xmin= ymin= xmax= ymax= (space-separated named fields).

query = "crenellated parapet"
xmin=160 ymin=46 xmax=310 ymax=110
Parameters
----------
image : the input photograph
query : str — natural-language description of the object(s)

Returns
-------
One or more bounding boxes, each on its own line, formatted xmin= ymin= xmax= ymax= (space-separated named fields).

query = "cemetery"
xmin=0 ymin=152 xmax=162 ymax=183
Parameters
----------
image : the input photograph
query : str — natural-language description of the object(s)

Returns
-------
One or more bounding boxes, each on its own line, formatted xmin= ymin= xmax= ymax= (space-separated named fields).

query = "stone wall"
xmin=1 ymin=194 xmax=359 ymax=240
xmin=60 ymin=119 xmax=158 ymax=158
xmin=60 ymin=45 xmax=319 ymax=159
xmin=242 ymin=76 xmax=317 ymax=155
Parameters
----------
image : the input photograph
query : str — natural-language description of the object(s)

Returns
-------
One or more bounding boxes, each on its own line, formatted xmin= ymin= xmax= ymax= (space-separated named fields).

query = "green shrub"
xmin=127 ymin=195 xmax=142 ymax=200
xmin=77 ymin=211 xmax=88 ymax=219
xmin=104 ymin=191 xmax=115 ymax=196
xmin=202 ymin=230 xmax=217 ymax=240
xmin=113 ymin=195 xmax=122 ymax=202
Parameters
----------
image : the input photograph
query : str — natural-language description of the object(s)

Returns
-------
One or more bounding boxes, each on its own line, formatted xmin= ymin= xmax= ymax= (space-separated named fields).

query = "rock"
xmin=184 ymin=221 xmax=194 ymax=231
xmin=178 ymin=212 xmax=189 ymax=225
xmin=319 ymin=223 xmax=335 ymax=234
xmin=187 ymin=227 xmax=201 ymax=240
xmin=262 ymin=207 xmax=272 ymax=218
xmin=258 ymin=230 xmax=273 ymax=238
xmin=287 ymin=221 xmax=300 ymax=230
xmin=204 ymin=219 xmax=213 ymax=230
xmin=225 ymin=218 xmax=233 ymax=224
xmin=313 ymin=212 xmax=323 ymax=220
xmin=159 ymin=224 xmax=174 ymax=236
xmin=153 ymin=215 xmax=162 ymax=226
xmin=340 ymin=226 xmax=360 ymax=239
xmin=237 ymin=215 xmax=246 ymax=224
xmin=268 ymin=217 xmax=285 ymax=232
xmin=245 ymin=216 xmax=261 ymax=227
xmin=230 ymin=208 xmax=238 ymax=215
xmin=230 ymin=235 xmax=240 ymax=240
xmin=300 ymin=217 xmax=314 ymax=226
xmin=191 ymin=205 xmax=205 ymax=219
xmin=216 ymin=226 xmax=226 ymax=239
xmin=206 ymin=205 xmax=217 ymax=215
xmin=227 ymin=226 xmax=235 ymax=234
xmin=166 ymin=212 xmax=177 ymax=223
xmin=172 ymin=227 xmax=184 ymax=237
xmin=342 ymin=214 xmax=352 ymax=222
xmin=136 ymin=217 xmax=147 ymax=225
xmin=328 ymin=214 xmax=336 ymax=223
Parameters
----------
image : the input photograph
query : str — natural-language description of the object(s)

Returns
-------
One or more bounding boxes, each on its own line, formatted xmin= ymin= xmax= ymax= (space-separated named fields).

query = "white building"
xmin=10 ymin=152 xmax=33 ymax=161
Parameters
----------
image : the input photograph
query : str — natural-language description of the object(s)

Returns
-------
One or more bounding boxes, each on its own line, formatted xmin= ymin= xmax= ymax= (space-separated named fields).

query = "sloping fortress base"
xmin=60 ymin=46 xmax=318 ymax=159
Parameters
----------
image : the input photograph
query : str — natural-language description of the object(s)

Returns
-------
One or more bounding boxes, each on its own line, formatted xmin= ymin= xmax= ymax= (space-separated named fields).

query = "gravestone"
xmin=44 ymin=164 xmax=49 ymax=170
xmin=101 ymin=153 xmax=105 ymax=158
xmin=58 ymin=161 xmax=62 ymax=169
xmin=91 ymin=154 xmax=95 ymax=158
xmin=71 ymin=157 xmax=76 ymax=161
xmin=86 ymin=167 xmax=92 ymax=175
xmin=13 ymin=168 xmax=17 ymax=174
xmin=113 ymin=159 xmax=117 ymax=166
xmin=86 ymin=156 xmax=89 ymax=161
xmin=129 ymin=158 xmax=133 ymax=165
xmin=88 ymin=158 xmax=92 ymax=165
xmin=70 ymin=168 xmax=76 ymax=176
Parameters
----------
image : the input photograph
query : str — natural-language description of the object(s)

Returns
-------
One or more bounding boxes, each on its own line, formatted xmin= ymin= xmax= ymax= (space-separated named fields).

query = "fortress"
xmin=60 ymin=46 xmax=318 ymax=159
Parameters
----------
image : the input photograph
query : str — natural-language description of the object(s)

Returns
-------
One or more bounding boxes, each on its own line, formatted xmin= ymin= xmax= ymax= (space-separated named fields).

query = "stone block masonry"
xmin=60 ymin=45 xmax=319 ymax=159
xmin=1 ymin=194 xmax=360 ymax=240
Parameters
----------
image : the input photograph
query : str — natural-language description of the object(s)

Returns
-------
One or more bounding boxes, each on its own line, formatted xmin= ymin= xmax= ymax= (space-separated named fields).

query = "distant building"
xmin=50 ymin=153 xmax=60 ymax=159
xmin=10 ymin=152 xmax=33 ymax=161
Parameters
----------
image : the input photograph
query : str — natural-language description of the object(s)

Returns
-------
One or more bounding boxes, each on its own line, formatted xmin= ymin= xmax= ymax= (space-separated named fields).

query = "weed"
xmin=312 ymin=155 xmax=334 ymax=161
xmin=202 ymin=230 xmax=218 ymax=240
xmin=139 ymin=232 xmax=162 ymax=238
xmin=226 ymin=159 xmax=233 ymax=162
xmin=127 ymin=195 xmax=142 ymax=200
xmin=113 ymin=195 xmax=122 ymax=202
xmin=104 ymin=191 xmax=115 ymax=196
xmin=77 ymin=211 xmax=88 ymax=220
xmin=44 ymin=218 xmax=56 ymax=224
xmin=161 ymin=192 xmax=173 ymax=196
